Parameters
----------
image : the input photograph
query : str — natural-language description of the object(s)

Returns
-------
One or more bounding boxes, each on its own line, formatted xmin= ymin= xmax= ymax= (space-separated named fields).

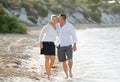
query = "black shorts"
xmin=40 ymin=42 xmax=55 ymax=55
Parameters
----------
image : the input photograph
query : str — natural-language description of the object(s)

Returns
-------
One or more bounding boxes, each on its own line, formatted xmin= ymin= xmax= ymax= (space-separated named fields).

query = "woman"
xmin=39 ymin=15 xmax=58 ymax=78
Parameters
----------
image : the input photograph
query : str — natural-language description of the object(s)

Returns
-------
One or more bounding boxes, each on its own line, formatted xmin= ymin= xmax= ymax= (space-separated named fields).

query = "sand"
xmin=0 ymin=25 xmax=120 ymax=82
xmin=0 ymin=27 xmax=61 ymax=82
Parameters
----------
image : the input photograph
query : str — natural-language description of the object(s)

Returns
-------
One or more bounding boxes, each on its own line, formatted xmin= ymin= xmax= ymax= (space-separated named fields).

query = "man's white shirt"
xmin=56 ymin=22 xmax=77 ymax=47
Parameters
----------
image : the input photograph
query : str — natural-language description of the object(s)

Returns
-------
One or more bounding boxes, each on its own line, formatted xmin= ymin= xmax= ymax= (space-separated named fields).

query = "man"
xmin=56 ymin=14 xmax=77 ymax=79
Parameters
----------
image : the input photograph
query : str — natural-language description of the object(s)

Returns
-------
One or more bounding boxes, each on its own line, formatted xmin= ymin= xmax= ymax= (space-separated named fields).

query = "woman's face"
xmin=52 ymin=17 xmax=58 ymax=24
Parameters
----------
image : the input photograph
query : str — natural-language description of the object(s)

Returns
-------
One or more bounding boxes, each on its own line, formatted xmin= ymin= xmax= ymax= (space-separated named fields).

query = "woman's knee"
xmin=45 ymin=55 xmax=50 ymax=62
xmin=50 ymin=56 xmax=55 ymax=62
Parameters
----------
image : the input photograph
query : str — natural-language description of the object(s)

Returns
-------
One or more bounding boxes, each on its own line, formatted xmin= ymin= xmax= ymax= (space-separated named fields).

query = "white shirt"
xmin=56 ymin=22 xmax=77 ymax=47
xmin=39 ymin=23 xmax=57 ymax=43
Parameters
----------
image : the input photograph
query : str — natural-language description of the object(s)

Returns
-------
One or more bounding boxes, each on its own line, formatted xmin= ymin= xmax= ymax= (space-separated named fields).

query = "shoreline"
xmin=74 ymin=24 xmax=120 ymax=29
xmin=0 ymin=24 xmax=120 ymax=82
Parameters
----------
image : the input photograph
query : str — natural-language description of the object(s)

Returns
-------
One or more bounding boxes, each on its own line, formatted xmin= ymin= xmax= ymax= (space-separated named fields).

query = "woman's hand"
xmin=40 ymin=42 xmax=43 ymax=49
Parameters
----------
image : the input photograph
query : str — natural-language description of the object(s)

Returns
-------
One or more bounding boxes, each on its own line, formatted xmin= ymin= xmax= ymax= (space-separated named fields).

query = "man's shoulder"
xmin=66 ymin=22 xmax=73 ymax=28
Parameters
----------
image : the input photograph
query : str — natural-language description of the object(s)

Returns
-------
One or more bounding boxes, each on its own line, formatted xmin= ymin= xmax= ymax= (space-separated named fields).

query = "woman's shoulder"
xmin=43 ymin=23 xmax=50 ymax=29
xmin=44 ymin=23 xmax=50 ymax=27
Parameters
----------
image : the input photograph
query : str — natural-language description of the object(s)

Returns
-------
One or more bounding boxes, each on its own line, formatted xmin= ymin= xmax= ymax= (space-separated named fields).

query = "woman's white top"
xmin=39 ymin=23 xmax=57 ymax=43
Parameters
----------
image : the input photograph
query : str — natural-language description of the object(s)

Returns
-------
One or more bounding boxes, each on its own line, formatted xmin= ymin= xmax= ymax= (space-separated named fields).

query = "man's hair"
xmin=59 ymin=13 xmax=66 ymax=20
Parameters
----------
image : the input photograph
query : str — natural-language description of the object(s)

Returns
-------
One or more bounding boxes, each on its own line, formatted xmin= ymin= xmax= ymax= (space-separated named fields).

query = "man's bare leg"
xmin=63 ymin=61 xmax=68 ymax=79
xmin=68 ymin=59 xmax=73 ymax=78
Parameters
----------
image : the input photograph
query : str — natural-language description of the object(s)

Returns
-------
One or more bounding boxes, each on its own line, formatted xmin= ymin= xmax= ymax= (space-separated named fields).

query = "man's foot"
xmin=69 ymin=71 xmax=73 ymax=78
xmin=47 ymin=76 xmax=50 ymax=79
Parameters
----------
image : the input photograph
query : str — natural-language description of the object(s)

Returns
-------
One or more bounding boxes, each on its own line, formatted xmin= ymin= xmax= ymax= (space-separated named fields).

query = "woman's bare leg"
xmin=50 ymin=56 xmax=55 ymax=69
xmin=45 ymin=55 xmax=50 ymax=78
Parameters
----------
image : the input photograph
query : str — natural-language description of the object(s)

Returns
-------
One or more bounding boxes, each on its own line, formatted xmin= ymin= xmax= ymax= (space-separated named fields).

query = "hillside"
xmin=0 ymin=0 xmax=120 ymax=26
xmin=0 ymin=3 xmax=27 ymax=33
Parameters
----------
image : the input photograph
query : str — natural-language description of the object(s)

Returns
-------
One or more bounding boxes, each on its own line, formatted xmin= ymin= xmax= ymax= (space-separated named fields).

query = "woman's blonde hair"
xmin=51 ymin=15 xmax=57 ymax=19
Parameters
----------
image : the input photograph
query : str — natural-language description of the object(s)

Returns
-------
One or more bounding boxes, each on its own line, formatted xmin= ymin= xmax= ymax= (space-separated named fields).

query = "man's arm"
xmin=70 ymin=25 xmax=78 ymax=51
xmin=72 ymin=43 xmax=77 ymax=51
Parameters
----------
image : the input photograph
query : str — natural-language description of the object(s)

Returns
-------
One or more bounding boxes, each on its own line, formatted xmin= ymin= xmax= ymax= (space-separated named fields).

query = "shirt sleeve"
xmin=55 ymin=23 xmax=60 ymax=46
xmin=56 ymin=23 xmax=59 ymax=35
xmin=39 ymin=24 xmax=49 ymax=42
xmin=69 ymin=25 xmax=78 ymax=43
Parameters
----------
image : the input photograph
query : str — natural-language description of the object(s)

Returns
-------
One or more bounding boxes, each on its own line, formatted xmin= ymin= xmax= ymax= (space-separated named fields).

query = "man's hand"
xmin=72 ymin=43 xmax=77 ymax=52
xmin=40 ymin=42 xmax=43 ymax=49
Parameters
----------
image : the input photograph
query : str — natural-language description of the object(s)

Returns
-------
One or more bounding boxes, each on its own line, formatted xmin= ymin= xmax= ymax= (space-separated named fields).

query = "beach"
xmin=0 ymin=25 xmax=120 ymax=82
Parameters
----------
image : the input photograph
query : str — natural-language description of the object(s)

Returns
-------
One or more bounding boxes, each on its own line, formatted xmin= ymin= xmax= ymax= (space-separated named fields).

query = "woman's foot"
xmin=64 ymin=76 xmax=68 ymax=79
xmin=64 ymin=74 xmax=68 ymax=79
xmin=44 ymin=72 xmax=51 ymax=75
xmin=44 ymin=72 xmax=46 ymax=74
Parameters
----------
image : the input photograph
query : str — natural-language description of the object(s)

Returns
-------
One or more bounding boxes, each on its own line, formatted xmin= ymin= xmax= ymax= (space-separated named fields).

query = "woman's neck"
xmin=51 ymin=23 xmax=56 ymax=30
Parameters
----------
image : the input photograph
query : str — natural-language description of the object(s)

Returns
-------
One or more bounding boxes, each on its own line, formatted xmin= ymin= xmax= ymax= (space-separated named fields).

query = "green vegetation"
xmin=0 ymin=0 xmax=120 ymax=24
xmin=102 ymin=3 xmax=120 ymax=14
xmin=28 ymin=16 xmax=37 ymax=24
xmin=0 ymin=15 xmax=27 ymax=34
xmin=32 ymin=1 xmax=48 ymax=17
xmin=107 ymin=3 xmax=120 ymax=14
xmin=81 ymin=9 xmax=101 ymax=23
xmin=50 ymin=6 xmax=64 ymax=15
xmin=0 ymin=4 xmax=27 ymax=34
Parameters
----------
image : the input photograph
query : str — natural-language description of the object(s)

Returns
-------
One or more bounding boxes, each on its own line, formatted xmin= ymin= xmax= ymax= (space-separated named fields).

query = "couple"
xmin=39 ymin=14 xmax=77 ymax=79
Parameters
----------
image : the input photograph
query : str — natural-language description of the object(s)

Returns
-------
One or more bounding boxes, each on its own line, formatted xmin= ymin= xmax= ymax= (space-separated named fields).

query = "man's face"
xmin=58 ymin=16 xmax=62 ymax=23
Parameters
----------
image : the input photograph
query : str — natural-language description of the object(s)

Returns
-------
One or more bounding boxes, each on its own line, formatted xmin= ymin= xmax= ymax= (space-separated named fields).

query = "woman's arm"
xmin=39 ymin=24 xmax=48 ymax=49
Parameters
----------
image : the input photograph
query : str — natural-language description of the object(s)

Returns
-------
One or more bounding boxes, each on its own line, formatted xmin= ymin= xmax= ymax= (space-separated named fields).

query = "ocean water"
xmin=71 ymin=27 xmax=120 ymax=82
xmin=51 ymin=27 xmax=120 ymax=82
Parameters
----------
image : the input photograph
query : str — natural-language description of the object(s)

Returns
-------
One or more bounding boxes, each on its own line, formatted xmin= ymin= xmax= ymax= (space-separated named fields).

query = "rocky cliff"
xmin=1 ymin=0 xmax=120 ymax=26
